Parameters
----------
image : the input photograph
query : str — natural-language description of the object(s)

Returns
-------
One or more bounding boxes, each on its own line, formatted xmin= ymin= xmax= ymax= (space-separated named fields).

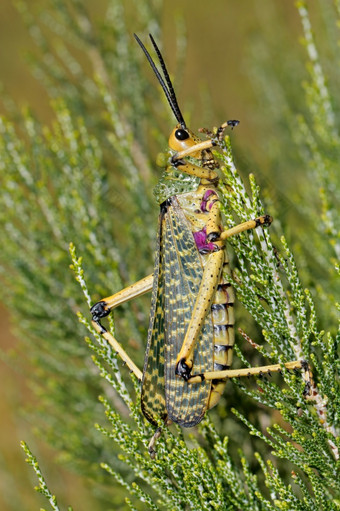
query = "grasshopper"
xmin=91 ymin=34 xmax=306 ymax=456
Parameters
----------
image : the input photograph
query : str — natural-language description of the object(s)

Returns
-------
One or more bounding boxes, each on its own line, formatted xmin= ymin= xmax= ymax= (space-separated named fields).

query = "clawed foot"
xmin=90 ymin=301 xmax=110 ymax=323
xmin=199 ymin=119 xmax=240 ymax=143
xmin=255 ymin=214 xmax=273 ymax=227
xmin=175 ymin=358 xmax=192 ymax=381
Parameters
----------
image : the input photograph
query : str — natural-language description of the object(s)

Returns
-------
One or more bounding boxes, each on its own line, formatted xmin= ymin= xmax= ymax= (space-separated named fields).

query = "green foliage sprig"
xmin=21 ymin=441 xmax=73 ymax=511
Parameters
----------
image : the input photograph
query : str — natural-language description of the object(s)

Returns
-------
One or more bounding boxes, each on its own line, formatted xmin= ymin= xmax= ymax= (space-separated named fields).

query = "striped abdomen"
xmin=208 ymin=253 xmax=235 ymax=409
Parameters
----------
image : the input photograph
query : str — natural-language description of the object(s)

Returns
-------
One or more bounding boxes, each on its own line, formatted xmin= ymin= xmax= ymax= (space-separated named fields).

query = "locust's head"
xmin=153 ymin=124 xmax=201 ymax=203
xmin=168 ymin=124 xmax=202 ymax=157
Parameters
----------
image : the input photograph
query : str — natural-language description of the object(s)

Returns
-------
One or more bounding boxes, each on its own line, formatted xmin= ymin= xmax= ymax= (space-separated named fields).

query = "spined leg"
xmin=187 ymin=360 xmax=305 ymax=383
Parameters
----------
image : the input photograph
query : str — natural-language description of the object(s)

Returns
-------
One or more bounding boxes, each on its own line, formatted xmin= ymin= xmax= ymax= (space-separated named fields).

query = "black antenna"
xmin=134 ymin=33 xmax=186 ymax=128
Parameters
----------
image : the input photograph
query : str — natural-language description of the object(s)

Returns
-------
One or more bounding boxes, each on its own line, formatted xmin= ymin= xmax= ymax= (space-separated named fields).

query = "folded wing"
xmin=141 ymin=197 xmax=213 ymax=427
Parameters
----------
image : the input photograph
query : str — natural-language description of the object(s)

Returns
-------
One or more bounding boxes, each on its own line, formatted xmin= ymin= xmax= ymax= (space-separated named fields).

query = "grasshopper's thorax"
xmin=153 ymin=161 xmax=201 ymax=205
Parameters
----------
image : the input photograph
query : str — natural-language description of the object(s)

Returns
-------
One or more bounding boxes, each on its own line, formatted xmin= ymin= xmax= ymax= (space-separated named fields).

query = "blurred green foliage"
xmin=0 ymin=0 xmax=338 ymax=509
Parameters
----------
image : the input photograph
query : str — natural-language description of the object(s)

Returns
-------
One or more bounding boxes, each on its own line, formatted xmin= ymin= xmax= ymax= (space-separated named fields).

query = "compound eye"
xmin=175 ymin=128 xmax=189 ymax=141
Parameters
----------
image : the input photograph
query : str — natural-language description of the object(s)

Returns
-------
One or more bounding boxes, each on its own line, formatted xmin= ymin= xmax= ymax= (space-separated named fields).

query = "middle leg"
xmin=219 ymin=215 xmax=273 ymax=241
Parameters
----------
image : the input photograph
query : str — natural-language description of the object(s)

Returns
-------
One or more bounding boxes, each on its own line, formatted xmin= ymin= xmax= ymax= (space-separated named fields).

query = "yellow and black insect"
xmin=91 ymin=34 xmax=306 ymax=455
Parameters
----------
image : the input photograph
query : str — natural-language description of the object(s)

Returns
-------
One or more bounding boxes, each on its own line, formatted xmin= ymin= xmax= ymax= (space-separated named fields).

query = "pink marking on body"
xmin=200 ymin=190 xmax=217 ymax=212
xmin=193 ymin=226 xmax=217 ymax=253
